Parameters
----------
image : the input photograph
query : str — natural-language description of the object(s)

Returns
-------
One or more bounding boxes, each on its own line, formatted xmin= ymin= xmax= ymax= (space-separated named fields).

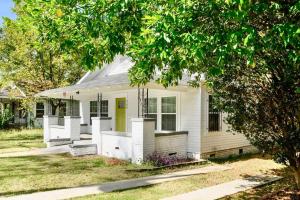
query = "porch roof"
xmin=0 ymin=85 xmax=26 ymax=99
xmin=36 ymin=72 xmax=192 ymax=99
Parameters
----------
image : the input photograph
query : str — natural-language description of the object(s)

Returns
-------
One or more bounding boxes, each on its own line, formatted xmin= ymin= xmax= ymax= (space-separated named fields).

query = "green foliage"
xmin=0 ymin=3 xmax=86 ymax=110
xmin=0 ymin=107 xmax=14 ymax=129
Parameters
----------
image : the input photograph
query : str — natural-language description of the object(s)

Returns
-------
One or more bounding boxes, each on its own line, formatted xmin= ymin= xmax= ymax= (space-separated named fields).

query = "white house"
xmin=0 ymin=84 xmax=46 ymax=128
xmin=37 ymin=55 xmax=255 ymax=163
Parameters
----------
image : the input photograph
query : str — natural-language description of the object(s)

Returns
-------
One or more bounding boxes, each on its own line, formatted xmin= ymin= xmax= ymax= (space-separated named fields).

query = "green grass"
xmin=0 ymin=130 xmax=291 ymax=199
xmin=0 ymin=129 xmax=45 ymax=154
xmin=0 ymin=153 xmax=209 ymax=197
xmin=73 ymin=154 xmax=285 ymax=200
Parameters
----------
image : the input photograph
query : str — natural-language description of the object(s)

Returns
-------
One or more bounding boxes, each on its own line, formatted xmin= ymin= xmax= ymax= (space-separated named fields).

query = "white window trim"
xmin=161 ymin=96 xmax=177 ymax=131
xmin=147 ymin=92 xmax=180 ymax=132
xmin=35 ymin=102 xmax=45 ymax=118
xmin=145 ymin=97 xmax=158 ymax=130
xmin=207 ymin=94 xmax=222 ymax=133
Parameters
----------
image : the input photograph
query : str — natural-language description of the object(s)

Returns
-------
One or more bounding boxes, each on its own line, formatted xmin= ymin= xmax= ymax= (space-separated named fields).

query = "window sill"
xmin=155 ymin=131 xmax=188 ymax=137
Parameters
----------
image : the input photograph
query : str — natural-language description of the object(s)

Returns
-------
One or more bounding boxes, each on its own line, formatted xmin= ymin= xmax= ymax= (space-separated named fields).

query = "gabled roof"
xmin=0 ymin=84 xmax=26 ymax=99
xmin=77 ymin=55 xmax=134 ymax=84
xmin=37 ymin=55 xmax=193 ymax=99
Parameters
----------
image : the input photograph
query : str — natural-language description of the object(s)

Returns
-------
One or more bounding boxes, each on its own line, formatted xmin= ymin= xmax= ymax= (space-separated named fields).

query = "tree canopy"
xmin=8 ymin=0 xmax=300 ymax=188
xmin=0 ymin=3 xmax=85 ymax=111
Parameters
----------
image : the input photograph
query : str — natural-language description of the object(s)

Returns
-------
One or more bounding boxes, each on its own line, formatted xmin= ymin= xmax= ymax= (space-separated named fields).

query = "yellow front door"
xmin=116 ymin=98 xmax=126 ymax=132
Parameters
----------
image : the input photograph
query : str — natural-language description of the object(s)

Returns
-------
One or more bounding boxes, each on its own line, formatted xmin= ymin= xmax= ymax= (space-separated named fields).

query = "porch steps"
xmin=73 ymin=139 xmax=92 ymax=145
xmin=69 ymin=144 xmax=97 ymax=156
xmin=47 ymin=138 xmax=72 ymax=147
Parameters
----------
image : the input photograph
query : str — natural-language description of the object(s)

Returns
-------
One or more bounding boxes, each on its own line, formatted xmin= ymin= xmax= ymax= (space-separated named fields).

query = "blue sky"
xmin=0 ymin=0 xmax=16 ymax=25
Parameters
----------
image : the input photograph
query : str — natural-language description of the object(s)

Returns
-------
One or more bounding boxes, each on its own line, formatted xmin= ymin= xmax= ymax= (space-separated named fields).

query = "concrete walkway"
xmin=0 ymin=145 xmax=69 ymax=157
xmin=0 ymin=165 xmax=230 ymax=200
xmin=162 ymin=175 xmax=283 ymax=200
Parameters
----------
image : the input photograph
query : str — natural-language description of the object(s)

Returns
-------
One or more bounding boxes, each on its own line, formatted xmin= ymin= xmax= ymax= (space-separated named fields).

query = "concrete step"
xmin=69 ymin=144 xmax=97 ymax=156
xmin=47 ymin=138 xmax=72 ymax=147
xmin=73 ymin=140 xmax=92 ymax=145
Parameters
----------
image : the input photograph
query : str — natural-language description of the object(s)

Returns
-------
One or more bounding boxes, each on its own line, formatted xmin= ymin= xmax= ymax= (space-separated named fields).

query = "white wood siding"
xmin=155 ymin=135 xmax=187 ymax=157
xmin=200 ymin=86 xmax=250 ymax=153
xmin=180 ymin=89 xmax=201 ymax=157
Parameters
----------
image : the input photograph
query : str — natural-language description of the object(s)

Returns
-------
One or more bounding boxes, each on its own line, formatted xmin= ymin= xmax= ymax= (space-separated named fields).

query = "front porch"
xmin=40 ymin=83 xmax=198 ymax=163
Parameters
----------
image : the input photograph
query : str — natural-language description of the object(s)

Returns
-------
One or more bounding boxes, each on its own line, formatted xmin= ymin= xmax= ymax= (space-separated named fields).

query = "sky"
xmin=0 ymin=0 xmax=16 ymax=25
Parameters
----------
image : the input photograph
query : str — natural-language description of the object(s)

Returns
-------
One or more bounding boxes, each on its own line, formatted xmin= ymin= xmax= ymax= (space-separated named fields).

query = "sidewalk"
xmin=162 ymin=175 xmax=282 ymax=200
xmin=0 ymin=145 xmax=69 ymax=157
xmin=0 ymin=165 xmax=230 ymax=200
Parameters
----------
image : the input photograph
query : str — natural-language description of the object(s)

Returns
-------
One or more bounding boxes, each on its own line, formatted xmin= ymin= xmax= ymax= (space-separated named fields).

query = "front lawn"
xmin=0 ymin=153 xmax=208 ymax=197
xmin=0 ymin=129 xmax=45 ymax=154
xmin=73 ymin=154 xmax=285 ymax=200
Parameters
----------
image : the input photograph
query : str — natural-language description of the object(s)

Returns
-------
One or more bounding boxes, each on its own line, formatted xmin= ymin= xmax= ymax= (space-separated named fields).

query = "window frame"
xmin=208 ymin=95 xmax=222 ymax=132
xmin=90 ymin=100 xmax=109 ymax=125
xmin=36 ymin=102 xmax=45 ymax=118
xmin=145 ymin=97 xmax=158 ymax=130
xmin=161 ymin=96 xmax=177 ymax=131
xmin=100 ymin=100 xmax=109 ymax=118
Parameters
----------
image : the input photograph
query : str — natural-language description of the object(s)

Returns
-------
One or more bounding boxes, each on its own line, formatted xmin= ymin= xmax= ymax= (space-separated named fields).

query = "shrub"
xmin=0 ymin=108 xmax=14 ymax=129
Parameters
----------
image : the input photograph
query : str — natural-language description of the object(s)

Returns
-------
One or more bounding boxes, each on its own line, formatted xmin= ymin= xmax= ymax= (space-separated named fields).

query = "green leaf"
xmin=163 ymin=33 xmax=171 ymax=43
xmin=244 ymin=34 xmax=251 ymax=46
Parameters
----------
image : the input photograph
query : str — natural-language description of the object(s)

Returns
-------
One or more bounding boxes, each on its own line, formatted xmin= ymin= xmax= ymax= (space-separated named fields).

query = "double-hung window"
xmin=161 ymin=96 xmax=176 ymax=131
xmin=90 ymin=101 xmax=98 ymax=125
xmin=208 ymin=95 xmax=221 ymax=132
xmin=90 ymin=100 xmax=109 ymax=124
xmin=145 ymin=98 xmax=157 ymax=129
xmin=36 ymin=102 xmax=44 ymax=118
xmin=100 ymin=100 xmax=109 ymax=117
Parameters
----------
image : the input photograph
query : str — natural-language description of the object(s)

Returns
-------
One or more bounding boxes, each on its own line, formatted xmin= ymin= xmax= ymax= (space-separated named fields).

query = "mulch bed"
xmin=125 ymin=160 xmax=207 ymax=172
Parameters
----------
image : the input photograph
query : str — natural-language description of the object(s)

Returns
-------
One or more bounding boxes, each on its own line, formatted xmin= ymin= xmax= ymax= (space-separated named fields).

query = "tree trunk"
xmin=293 ymin=168 xmax=300 ymax=190
xmin=49 ymin=99 xmax=61 ymax=116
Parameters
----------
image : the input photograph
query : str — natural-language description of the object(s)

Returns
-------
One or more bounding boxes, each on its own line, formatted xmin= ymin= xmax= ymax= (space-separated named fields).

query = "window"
xmin=145 ymin=98 xmax=157 ymax=129
xmin=208 ymin=95 xmax=221 ymax=132
xmin=90 ymin=100 xmax=109 ymax=124
xmin=101 ymin=100 xmax=109 ymax=117
xmin=36 ymin=102 xmax=44 ymax=118
xmin=90 ymin=101 xmax=98 ymax=125
xmin=161 ymin=96 xmax=176 ymax=131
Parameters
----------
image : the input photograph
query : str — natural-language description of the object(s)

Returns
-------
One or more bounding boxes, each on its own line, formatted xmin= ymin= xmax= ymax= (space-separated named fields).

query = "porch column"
xmin=92 ymin=117 xmax=112 ymax=155
xmin=43 ymin=115 xmax=58 ymax=142
xmin=64 ymin=116 xmax=81 ymax=141
xmin=92 ymin=117 xmax=102 ymax=155
xmin=80 ymin=100 xmax=90 ymax=125
xmin=131 ymin=118 xmax=155 ymax=164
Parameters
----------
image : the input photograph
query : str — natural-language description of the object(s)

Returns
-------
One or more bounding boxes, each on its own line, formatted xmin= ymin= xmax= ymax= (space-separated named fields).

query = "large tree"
xmin=0 ymin=4 xmax=85 ymax=114
xmin=21 ymin=0 xmax=300 ymax=187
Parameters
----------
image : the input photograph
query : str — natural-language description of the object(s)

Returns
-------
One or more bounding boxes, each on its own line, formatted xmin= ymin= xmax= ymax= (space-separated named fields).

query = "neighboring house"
xmin=37 ymin=55 xmax=256 ymax=163
xmin=0 ymin=85 xmax=28 ymax=126
xmin=0 ymin=84 xmax=46 ymax=128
